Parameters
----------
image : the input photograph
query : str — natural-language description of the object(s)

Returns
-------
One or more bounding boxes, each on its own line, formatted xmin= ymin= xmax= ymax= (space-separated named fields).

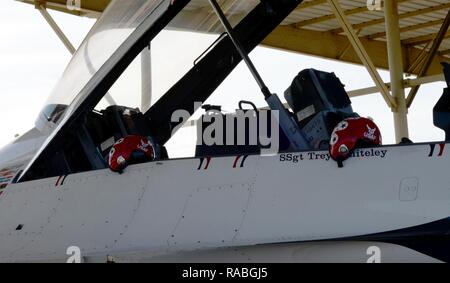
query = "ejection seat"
xmin=284 ymin=69 xmax=358 ymax=149
xmin=99 ymin=105 xmax=168 ymax=159
xmin=433 ymin=63 xmax=450 ymax=141
xmin=195 ymin=102 xmax=291 ymax=157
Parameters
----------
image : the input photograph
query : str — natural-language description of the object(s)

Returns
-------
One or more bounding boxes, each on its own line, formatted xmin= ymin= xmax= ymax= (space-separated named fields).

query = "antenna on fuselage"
xmin=207 ymin=0 xmax=311 ymax=151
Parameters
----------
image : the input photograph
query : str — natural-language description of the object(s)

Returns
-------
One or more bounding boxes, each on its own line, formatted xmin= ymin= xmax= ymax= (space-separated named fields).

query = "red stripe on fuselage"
xmin=233 ymin=156 xmax=241 ymax=168
xmin=438 ymin=144 xmax=445 ymax=156
xmin=204 ymin=157 xmax=212 ymax=170
xmin=55 ymin=176 xmax=62 ymax=187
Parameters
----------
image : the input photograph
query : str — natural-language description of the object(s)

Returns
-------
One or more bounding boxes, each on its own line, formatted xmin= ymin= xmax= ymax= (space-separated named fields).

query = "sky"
xmin=0 ymin=1 xmax=94 ymax=146
xmin=0 ymin=1 xmax=447 ymax=155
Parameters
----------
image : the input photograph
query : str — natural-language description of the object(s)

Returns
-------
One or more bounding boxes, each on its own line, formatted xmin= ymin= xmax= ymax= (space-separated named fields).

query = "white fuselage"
xmin=0 ymin=130 xmax=449 ymax=262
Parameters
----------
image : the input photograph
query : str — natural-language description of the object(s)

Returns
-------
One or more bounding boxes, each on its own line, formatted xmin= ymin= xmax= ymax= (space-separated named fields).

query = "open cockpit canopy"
xmin=18 ymin=0 xmax=299 ymax=182
xmin=20 ymin=0 xmax=191 ymax=181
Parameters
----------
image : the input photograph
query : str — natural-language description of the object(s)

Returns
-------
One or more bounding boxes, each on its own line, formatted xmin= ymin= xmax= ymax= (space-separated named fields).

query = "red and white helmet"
xmin=329 ymin=117 xmax=382 ymax=163
xmin=108 ymin=135 xmax=155 ymax=172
